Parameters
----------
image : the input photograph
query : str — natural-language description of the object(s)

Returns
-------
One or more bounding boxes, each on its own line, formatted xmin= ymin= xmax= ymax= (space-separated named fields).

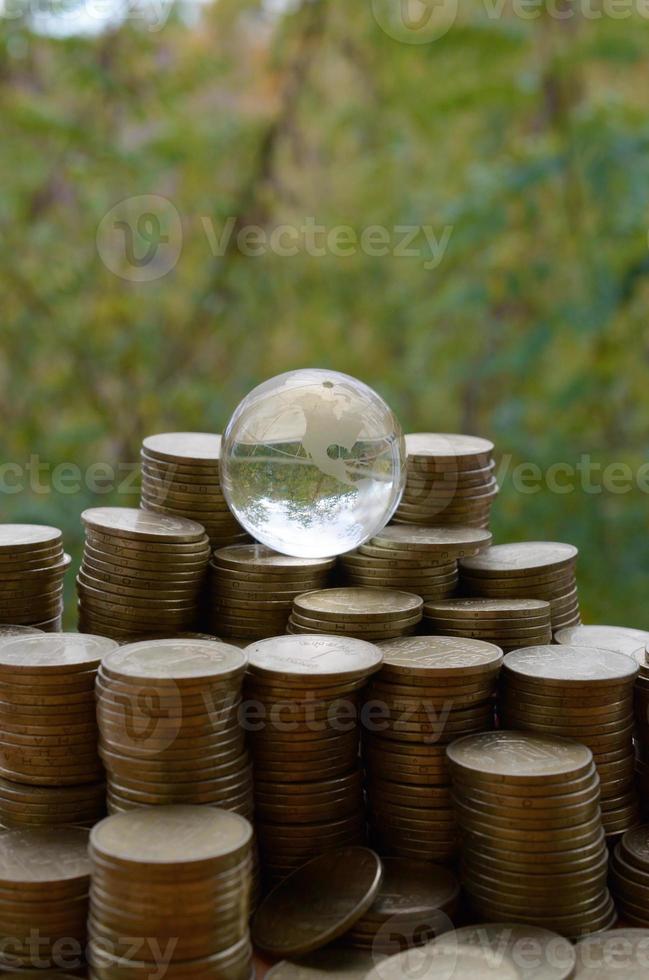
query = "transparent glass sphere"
xmin=220 ymin=369 xmax=406 ymax=558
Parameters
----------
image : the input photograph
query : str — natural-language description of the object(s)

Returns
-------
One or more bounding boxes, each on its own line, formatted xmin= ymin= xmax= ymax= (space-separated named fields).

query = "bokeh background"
xmin=2 ymin=0 xmax=649 ymax=626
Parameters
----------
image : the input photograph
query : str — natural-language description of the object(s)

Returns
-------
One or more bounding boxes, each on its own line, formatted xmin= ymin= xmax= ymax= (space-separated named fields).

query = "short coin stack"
xmin=448 ymin=731 xmax=614 ymax=938
xmin=78 ymin=507 xmax=210 ymax=642
xmin=422 ymin=598 xmax=552 ymax=651
xmin=363 ymin=635 xmax=502 ymax=864
xmin=88 ymin=806 xmax=254 ymax=980
xmin=96 ymin=638 xmax=253 ymax=820
xmin=0 ymin=632 xmax=115 ymax=792
xmin=0 ymin=778 xmax=106 ymax=829
xmin=0 ymin=525 xmax=70 ymax=632
xmin=289 ymin=587 xmax=423 ymax=640
xmin=0 ymin=827 xmax=90 ymax=973
xmin=140 ymin=432 xmax=246 ymax=548
xmin=460 ymin=541 xmax=581 ymax=631
xmin=500 ymin=645 xmax=639 ymax=839
xmin=342 ymin=859 xmax=460 ymax=954
xmin=393 ymin=433 xmax=498 ymax=529
xmin=245 ymin=635 xmax=383 ymax=887
xmin=609 ymin=825 xmax=649 ymax=926
xmin=207 ymin=545 xmax=334 ymax=642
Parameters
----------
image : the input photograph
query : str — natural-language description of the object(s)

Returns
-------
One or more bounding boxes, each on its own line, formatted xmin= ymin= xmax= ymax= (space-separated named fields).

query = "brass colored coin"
xmin=556 ymin=625 xmax=649 ymax=658
xmin=447 ymin=731 xmax=593 ymax=785
xmin=252 ymin=847 xmax=382 ymax=957
xmin=290 ymin=611 xmax=421 ymax=634
xmin=0 ymin=827 xmax=90 ymax=889
xmin=215 ymin=545 xmax=334 ymax=573
xmin=370 ymin=525 xmax=492 ymax=556
xmin=405 ymin=433 xmax=494 ymax=464
xmin=0 ymin=632 xmax=115 ymax=675
xmin=0 ymin=525 xmax=62 ymax=553
xmin=142 ymin=432 xmax=223 ymax=463
xmin=293 ymin=589 xmax=422 ymax=623
xmin=461 ymin=542 xmax=578 ymax=577
xmin=267 ymin=949 xmax=376 ymax=979
xmin=82 ymin=507 xmax=206 ymax=543
xmin=102 ymin=638 xmax=246 ymax=685
xmin=503 ymin=645 xmax=638 ymax=688
xmin=246 ymin=634 xmax=383 ymax=682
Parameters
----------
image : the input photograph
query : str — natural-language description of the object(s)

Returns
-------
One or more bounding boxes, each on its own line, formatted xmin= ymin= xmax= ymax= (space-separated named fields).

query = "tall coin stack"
xmin=289 ymin=587 xmax=423 ymax=640
xmin=0 ymin=525 xmax=70 ymax=631
xmin=207 ymin=545 xmax=334 ymax=642
xmin=77 ymin=507 xmax=210 ymax=642
xmin=393 ymin=434 xmax=498 ymax=529
xmin=0 ymin=634 xmax=114 ymax=822
xmin=448 ymin=731 xmax=615 ymax=938
xmin=342 ymin=859 xmax=460 ymax=954
xmin=96 ymin=638 xmax=252 ymax=818
xmin=0 ymin=827 xmax=91 ymax=973
xmin=422 ymin=599 xmax=552 ymax=651
xmin=500 ymin=645 xmax=639 ymax=839
xmin=363 ymin=636 xmax=502 ymax=864
xmin=88 ymin=806 xmax=254 ymax=980
xmin=554 ymin=625 xmax=649 ymax=814
xmin=609 ymin=825 xmax=649 ymax=926
xmin=460 ymin=541 xmax=581 ymax=631
xmin=140 ymin=432 xmax=246 ymax=548
xmin=245 ymin=635 xmax=383 ymax=887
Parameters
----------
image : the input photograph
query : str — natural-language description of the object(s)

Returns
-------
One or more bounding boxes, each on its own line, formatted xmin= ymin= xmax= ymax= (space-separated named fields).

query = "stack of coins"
xmin=609 ymin=826 xmax=649 ymax=926
xmin=0 ymin=778 xmax=106 ymax=829
xmin=431 ymin=923 xmax=577 ymax=979
xmin=88 ymin=806 xmax=254 ymax=980
xmin=448 ymin=731 xmax=615 ymax=938
xmin=140 ymin=432 xmax=246 ymax=548
xmin=207 ymin=545 xmax=334 ymax=642
xmin=77 ymin=507 xmax=210 ymax=642
xmin=393 ymin=433 xmax=498 ymax=529
xmin=0 ymin=632 xmax=115 ymax=791
xmin=337 ymin=552 xmax=458 ymax=602
xmin=289 ymin=587 xmax=423 ymax=640
xmin=0 ymin=525 xmax=70 ymax=632
xmin=245 ymin=635 xmax=382 ymax=886
xmin=363 ymin=635 xmax=502 ymax=863
xmin=500 ymin=645 xmax=639 ymax=839
xmin=0 ymin=827 xmax=90 ymax=973
xmin=96 ymin=638 xmax=253 ymax=820
xmin=422 ymin=598 xmax=552 ymax=652
xmin=460 ymin=541 xmax=581 ymax=630
xmin=342 ymin=859 xmax=459 ymax=954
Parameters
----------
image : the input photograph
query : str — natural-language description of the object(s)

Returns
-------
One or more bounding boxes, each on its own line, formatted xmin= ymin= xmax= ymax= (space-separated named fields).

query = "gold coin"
xmin=370 ymin=525 xmax=492 ymax=557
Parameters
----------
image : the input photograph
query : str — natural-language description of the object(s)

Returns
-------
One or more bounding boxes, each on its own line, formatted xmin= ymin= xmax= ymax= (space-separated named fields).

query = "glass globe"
xmin=220 ymin=369 xmax=406 ymax=558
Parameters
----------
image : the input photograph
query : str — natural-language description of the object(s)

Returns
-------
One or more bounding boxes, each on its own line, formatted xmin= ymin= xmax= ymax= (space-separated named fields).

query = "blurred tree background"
xmin=1 ymin=0 xmax=649 ymax=626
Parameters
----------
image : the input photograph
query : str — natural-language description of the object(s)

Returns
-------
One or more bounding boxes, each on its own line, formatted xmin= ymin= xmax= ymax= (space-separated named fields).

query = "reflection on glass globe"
xmin=220 ymin=369 xmax=406 ymax=559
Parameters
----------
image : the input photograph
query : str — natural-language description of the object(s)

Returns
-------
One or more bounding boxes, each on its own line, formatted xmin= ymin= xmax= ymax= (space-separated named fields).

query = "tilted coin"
xmin=252 ymin=847 xmax=383 ymax=957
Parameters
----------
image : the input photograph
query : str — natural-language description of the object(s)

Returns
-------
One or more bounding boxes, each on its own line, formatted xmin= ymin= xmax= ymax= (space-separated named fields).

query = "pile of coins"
xmin=422 ymin=598 xmax=552 ymax=651
xmin=609 ymin=825 xmax=649 ymax=926
xmin=245 ymin=635 xmax=382 ymax=886
xmin=88 ymin=806 xmax=254 ymax=980
xmin=342 ymin=859 xmax=459 ymax=954
xmin=207 ymin=545 xmax=334 ymax=642
xmin=338 ymin=524 xmax=491 ymax=601
xmin=0 ymin=632 xmax=114 ymax=796
xmin=0 ymin=827 xmax=90 ymax=972
xmin=393 ymin=434 xmax=498 ymax=529
xmin=140 ymin=432 xmax=246 ymax=547
xmin=448 ymin=732 xmax=615 ymax=938
xmin=0 ymin=525 xmax=70 ymax=631
xmin=500 ymin=644 xmax=639 ymax=839
xmin=363 ymin=635 xmax=501 ymax=863
xmin=554 ymin=625 xmax=649 ymax=814
xmin=78 ymin=507 xmax=210 ymax=642
xmin=460 ymin=541 xmax=581 ymax=630
xmin=96 ymin=638 xmax=253 ymax=821
xmin=289 ymin=587 xmax=423 ymax=640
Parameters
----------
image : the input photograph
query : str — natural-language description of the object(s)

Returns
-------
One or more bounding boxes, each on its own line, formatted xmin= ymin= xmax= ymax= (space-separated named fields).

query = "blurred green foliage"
xmin=1 ymin=0 xmax=649 ymax=626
